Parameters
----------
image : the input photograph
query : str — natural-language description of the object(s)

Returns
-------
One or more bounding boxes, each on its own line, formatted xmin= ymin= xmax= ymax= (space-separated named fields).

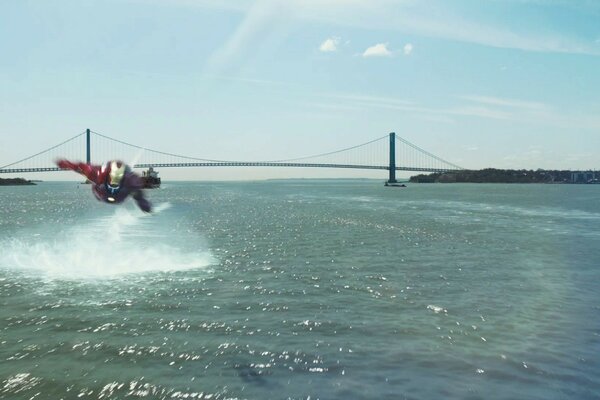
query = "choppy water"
xmin=1 ymin=181 xmax=599 ymax=399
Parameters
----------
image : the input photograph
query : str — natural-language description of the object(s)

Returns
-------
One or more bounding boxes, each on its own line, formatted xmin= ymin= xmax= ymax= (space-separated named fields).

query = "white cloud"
xmin=319 ymin=37 xmax=340 ymax=52
xmin=362 ymin=43 xmax=392 ymax=57
xmin=403 ymin=43 xmax=413 ymax=55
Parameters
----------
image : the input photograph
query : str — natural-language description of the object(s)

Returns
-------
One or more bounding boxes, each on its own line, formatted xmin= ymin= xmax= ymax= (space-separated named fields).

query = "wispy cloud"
xmin=459 ymin=95 xmax=548 ymax=111
xmin=457 ymin=94 xmax=600 ymax=129
xmin=203 ymin=74 xmax=293 ymax=87
xmin=309 ymin=102 xmax=363 ymax=112
xmin=315 ymin=90 xmax=600 ymax=130
xmin=173 ymin=0 xmax=600 ymax=56
xmin=446 ymin=106 xmax=512 ymax=120
xmin=362 ymin=43 xmax=392 ymax=57
xmin=319 ymin=37 xmax=340 ymax=52
xmin=501 ymin=147 xmax=550 ymax=168
xmin=204 ymin=0 xmax=292 ymax=74
xmin=319 ymin=91 xmax=508 ymax=120
xmin=403 ymin=43 xmax=413 ymax=55
xmin=319 ymin=93 xmax=415 ymax=107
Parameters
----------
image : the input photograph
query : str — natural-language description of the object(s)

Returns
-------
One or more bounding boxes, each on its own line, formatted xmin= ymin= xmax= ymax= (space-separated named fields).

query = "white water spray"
xmin=0 ymin=203 xmax=214 ymax=279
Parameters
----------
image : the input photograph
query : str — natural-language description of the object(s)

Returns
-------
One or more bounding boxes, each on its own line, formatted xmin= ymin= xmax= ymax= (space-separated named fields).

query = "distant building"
xmin=571 ymin=171 xmax=598 ymax=184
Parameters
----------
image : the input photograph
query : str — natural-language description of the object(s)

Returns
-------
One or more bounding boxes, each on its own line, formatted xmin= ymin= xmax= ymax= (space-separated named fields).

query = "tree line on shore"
xmin=409 ymin=168 xmax=580 ymax=183
xmin=0 ymin=177 xmax=35 ymax=186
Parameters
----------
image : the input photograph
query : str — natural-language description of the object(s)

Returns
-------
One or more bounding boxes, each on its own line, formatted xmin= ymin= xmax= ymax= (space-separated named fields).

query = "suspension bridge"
xmin=0 ymin=130 xmax=462 ymax=183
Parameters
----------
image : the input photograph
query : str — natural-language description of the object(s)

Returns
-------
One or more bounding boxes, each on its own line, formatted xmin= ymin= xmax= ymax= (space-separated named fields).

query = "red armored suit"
xmin=56 ymin=159 xmax=152 ymax=213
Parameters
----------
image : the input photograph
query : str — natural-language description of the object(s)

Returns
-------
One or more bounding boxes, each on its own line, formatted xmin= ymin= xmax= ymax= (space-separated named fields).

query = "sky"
xmin=0 ymin=0 xmax=599 ymax=180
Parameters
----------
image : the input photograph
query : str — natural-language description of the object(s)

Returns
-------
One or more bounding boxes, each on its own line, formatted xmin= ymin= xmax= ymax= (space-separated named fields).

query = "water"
xmin=1 ymin=181 xmax=599 ymax=399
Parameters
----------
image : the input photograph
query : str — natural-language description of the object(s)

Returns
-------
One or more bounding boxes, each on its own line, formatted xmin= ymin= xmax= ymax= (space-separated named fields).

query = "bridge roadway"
xmin=0 ymin=162 xmax=458 ymax=174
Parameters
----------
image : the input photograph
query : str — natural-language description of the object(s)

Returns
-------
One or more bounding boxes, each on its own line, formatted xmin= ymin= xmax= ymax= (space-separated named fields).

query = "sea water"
xmin=0 ymin=181 xmax=599 ymax=399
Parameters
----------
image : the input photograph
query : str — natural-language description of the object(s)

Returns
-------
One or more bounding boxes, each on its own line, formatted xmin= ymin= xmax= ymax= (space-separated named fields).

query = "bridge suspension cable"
xmin=90 ymin=131 xmax=226 ymax=163
xmin=396 ymin=135 xmax=462 ymax=171
xmin=0 ymin=129 xmax=462 ymax=174
xmin=0 ymin=131 xmax=86 ymax=170
xmin=264 ymin=134 xmax=389 ymax=163
xmin=91 ymin=130 xmax=391 ymax=168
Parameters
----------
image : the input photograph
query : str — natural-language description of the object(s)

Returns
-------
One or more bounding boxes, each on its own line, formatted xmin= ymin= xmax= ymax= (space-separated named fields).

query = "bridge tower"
xmin=86 ymin=128 xmax=91 ymax=164
xmin=387 ymin=132 xmax=397 ymax=184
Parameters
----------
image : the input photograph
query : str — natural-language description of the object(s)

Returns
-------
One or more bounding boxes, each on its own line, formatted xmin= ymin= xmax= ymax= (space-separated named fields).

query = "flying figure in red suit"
xmin=56 ymin=159 xmax=152 ymax=213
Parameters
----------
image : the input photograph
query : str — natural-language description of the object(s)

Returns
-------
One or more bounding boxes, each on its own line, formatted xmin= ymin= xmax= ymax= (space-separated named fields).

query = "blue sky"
xmin=1 ymin=0 xmax=599 ymax=180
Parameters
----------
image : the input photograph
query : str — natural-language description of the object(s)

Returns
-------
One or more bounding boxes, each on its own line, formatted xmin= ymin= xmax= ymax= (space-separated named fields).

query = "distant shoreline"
xmin=0 ymin=177 xmax=36 ymax=186
xmin=410 ymin=169 xmax=599 ymax=184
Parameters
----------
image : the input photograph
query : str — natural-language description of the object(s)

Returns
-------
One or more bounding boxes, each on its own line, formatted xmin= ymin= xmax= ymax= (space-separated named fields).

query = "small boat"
xmin=384 ymin=182 xmax=406 ymax=187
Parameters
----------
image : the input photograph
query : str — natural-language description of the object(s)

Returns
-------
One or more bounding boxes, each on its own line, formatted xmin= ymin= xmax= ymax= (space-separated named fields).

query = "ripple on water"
xmin=1 ymin=182 xmax=599 ymax=399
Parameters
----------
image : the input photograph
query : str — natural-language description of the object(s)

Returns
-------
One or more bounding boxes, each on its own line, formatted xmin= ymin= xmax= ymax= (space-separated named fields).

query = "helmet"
xmin=105 ymin=161 xmax=126 ymax=192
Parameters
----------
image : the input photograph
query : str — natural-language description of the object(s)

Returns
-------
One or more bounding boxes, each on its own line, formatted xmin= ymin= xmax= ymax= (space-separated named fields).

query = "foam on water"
xmin=0 ymin=202 xmax=214 ymax=279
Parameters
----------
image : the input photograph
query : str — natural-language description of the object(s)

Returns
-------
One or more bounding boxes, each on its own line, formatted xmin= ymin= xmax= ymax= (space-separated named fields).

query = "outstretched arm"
xmin=55 ymin=159 xmax=102 ymax=183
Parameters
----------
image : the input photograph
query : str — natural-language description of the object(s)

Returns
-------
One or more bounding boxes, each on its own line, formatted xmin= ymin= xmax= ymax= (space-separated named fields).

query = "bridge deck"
xmin=0 ymin=162 xmax=459 ymax=174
